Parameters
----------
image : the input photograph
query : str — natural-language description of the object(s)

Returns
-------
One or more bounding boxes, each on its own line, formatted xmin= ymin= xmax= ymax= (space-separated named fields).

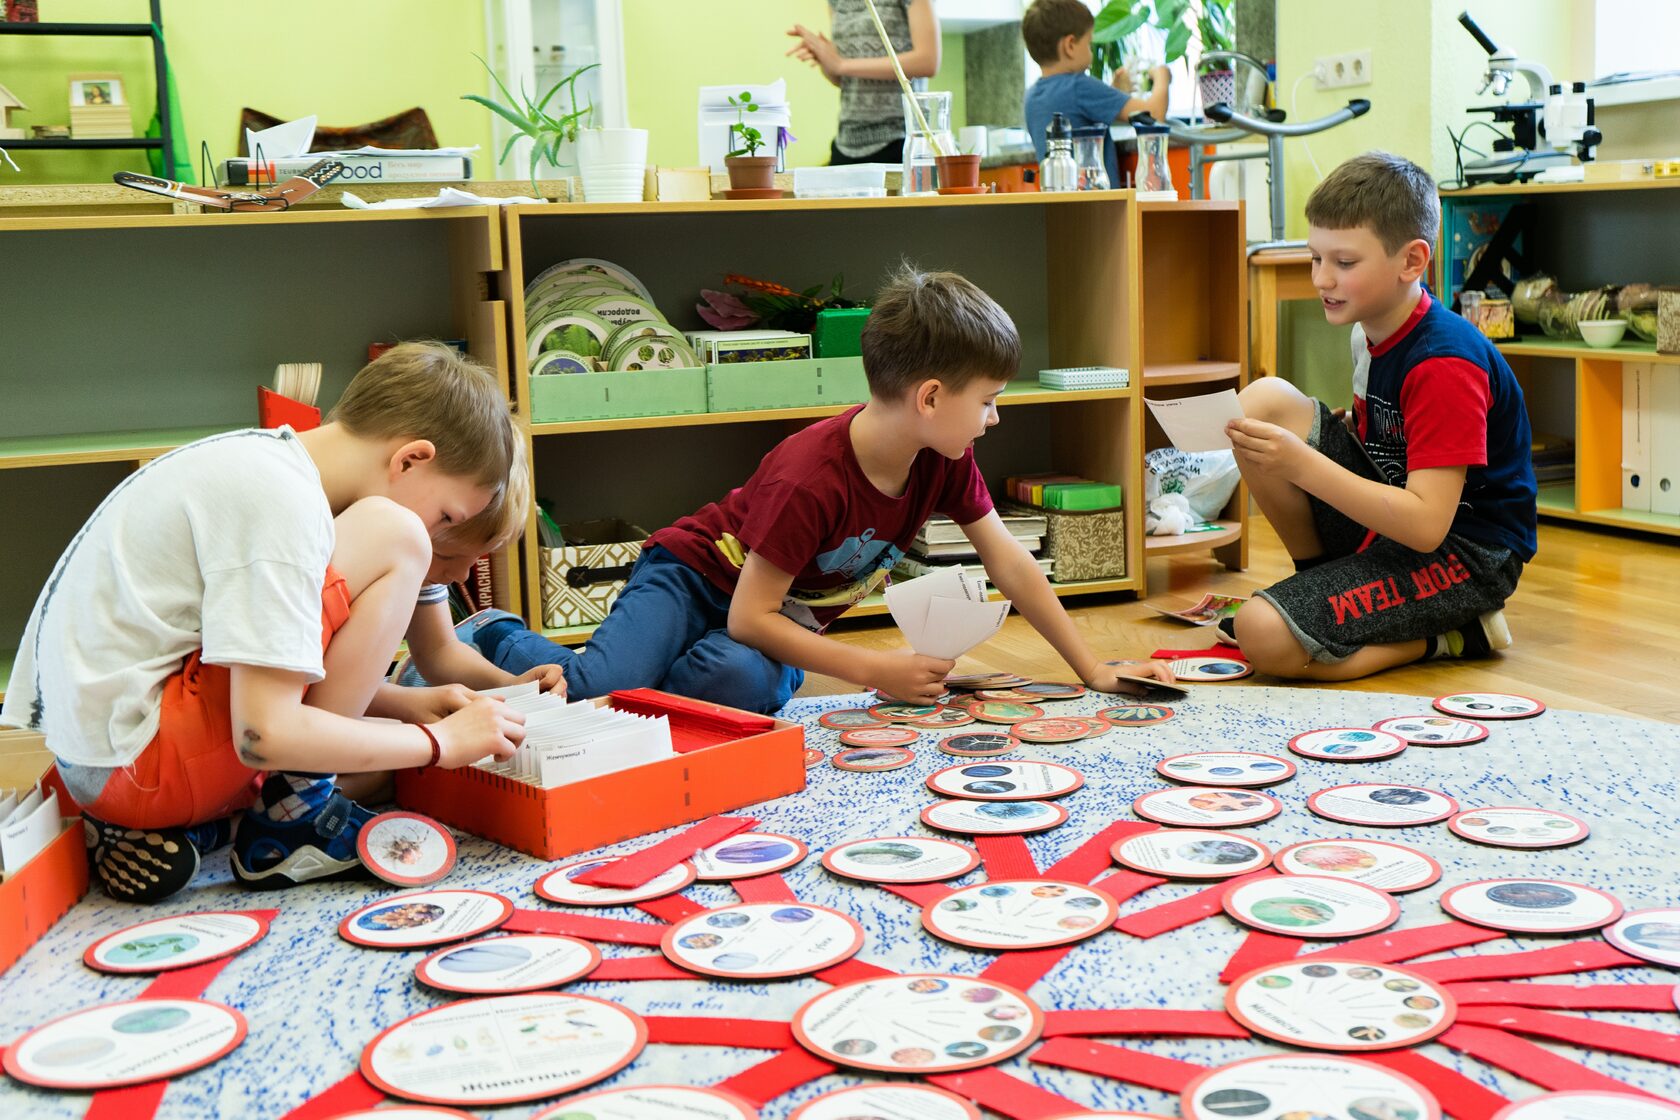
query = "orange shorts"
xmin=83 ymin=566 xmax=353 ymax=829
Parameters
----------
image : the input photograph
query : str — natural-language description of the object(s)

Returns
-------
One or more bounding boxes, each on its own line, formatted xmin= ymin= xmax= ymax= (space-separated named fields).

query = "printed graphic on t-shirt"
xmin=1360 ymin=390 xmax=1408 ymax=486
xmin=710 ymin=529 xmax=901 ymax=633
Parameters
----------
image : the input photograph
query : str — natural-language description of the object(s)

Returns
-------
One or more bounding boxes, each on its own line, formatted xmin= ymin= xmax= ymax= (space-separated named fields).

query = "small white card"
xmin=1145 ymin=389 xmax=1245 ymax=451
xmin=0 ymin=789 xmax=58 ymax=874
xmin=886 ymin=568 xmax=1009 ymax=659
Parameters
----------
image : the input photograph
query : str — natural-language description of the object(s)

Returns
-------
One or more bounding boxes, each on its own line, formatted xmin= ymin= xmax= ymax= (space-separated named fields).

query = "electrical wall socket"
xmin=1314 ymin=50 xmax=1373 ymax=90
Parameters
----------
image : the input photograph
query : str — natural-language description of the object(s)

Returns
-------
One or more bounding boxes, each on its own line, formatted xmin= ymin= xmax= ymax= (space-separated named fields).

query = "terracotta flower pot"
xmin=725 ymin=156 xmax=777 ymax=191
xmin=935 ymin=154 xmax=981 ymax=192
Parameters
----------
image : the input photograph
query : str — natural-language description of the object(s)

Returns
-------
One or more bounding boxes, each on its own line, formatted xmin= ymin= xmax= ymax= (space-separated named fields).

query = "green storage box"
xmin=813 ymin=307 xmax=872 ymax=357
xmin=528 ymin=368 xmax=707 ymax=423
xmin=1043 ymin=482 xmax=1124 ymax=511
xmin=707 ymin=356 xmax=870 ymax=412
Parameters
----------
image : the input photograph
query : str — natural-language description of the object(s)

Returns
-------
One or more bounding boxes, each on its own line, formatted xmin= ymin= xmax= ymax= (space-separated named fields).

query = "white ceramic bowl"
xmin=1579 ymin=318 xmax=1628 ymax=347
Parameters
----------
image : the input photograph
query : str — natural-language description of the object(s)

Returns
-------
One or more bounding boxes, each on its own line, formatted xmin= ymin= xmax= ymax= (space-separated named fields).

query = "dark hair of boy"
xmin=1021 ymin=0 xmax=1095 ymax=65
xmin=860 ymin=265 xmax=1022 ymax=398
xmin=1304 ymin=150 xmax=1441 ymax=254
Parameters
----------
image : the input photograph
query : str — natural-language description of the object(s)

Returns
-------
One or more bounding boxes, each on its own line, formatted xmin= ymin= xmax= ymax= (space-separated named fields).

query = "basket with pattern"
xmin=540 ymin=518 xmax=650 ymax=629
xmin=1002 ymin=500 xmax=1125 ymax=582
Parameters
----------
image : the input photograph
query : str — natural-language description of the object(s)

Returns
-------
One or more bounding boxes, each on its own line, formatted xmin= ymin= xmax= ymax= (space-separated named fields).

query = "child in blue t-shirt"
xmin=1022 ymin=0 xmax=1170 ymax=189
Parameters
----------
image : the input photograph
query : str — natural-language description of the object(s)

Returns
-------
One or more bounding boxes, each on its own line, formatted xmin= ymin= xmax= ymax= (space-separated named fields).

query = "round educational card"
xmin=2 ymin=998 xmax=246 ymax=1090
xmin=822 ymin=836 xmax=981 ymax=885
xmin=832 ymin=747 xmax=917 ymax=772
xmin=975 ymin=689 xmax=1043 ymax=702
xmin=1019 ymin=682 xmax=1087 ymax=700
xmin=1441 ymin=879 xmax=1624 ymax=935
xmin=804 ymin=748 xmax=826 ymax=768
xmin=358 ymin=812 xmax=458 ymax=887
xmin=1273 ymin=839 xmax=1442 ymax=894
xmin=692 ymin=832 xmax=808 ymax=880
xmin=362 ymin=993 xmax=645 ymax=1107
xmin=339 ymin=890 xmax=514 ymax=949
xmin=1168 ymin=657 xmax=1253 ymax=682
xmin=1603 ymin=907 xmax=1680 ymax=968
xmin=1011 ymin=717 xmax=1107 ymax=744
xmin=1223 ymin=875 xmax=1402 ymax=938
xmin=1491 ymin=1093 xmax=1680 ymax=1119
xmin=1132 ymin=787 xmax=1282 ymax=828
xmin=819 ymin=709 xmax=890 ymax=731
xmin=1156 ymin=751 xmax=1296 ymax=787
xmin=968 ymin=701 xmax=1045 ymax=725
xmin=415 ymin=934 xmax=601 ymax=995
xmin=1225 ymin=960 xmax=1455 ymax=1052
xmin=925 ymin=761 xmax=1085 ymax=801
xmin=1289 ymin=727 xmax=1408 ymax=762
xmin=921 ymin=798 xmax=1069 ymax=836
xmin=1448 ymin=806 xmax=1590 ymax=849
xmin=870 ymin=702 xmax=951 ymax=724
xmin=1110 ymin=829 xmax=1272 ymax=879
xmin=1307 ymin=783 xmax=1459 ymax=828
xmin=536 ymin=856 xmax=696 ymax=907
xmin=1098 ymin=703 xmax=1176 ymax=727
xmin=1433 ymin=692 xmax=1546 ymax=719
xmin=946 ymin=672 xmax=1031 ymax=691
xmin=533 ymin=1086 xmax=759 ymax=1120
xmin=916 ymin=707 xmax=976 ymax=729
xmin=839 ymin=726 xmax=922 ymax=749
xmin=922 ymin=879 xmax=1118 ymax=950
xmin=938 ymin=733 xmax=1017 ymax=758
xmin=1374 ymin=715 xmax=1490 ymax=746
xmin=790 ymin=1084 xmax=980 ymax=1120
xmin=1182 ymin=1054 xmax=1442 ymax=1119
xmin=84 ymin=910 xmax=270 ymax=974
xmin=791 ymin=973 xmax=1044 ymax=1074
xmin=661 ymin=903 xmax=864 ymax=979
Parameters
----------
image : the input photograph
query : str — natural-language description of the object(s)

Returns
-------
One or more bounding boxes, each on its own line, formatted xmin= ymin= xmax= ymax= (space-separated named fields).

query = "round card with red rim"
xmin=832 ymin=746 xmax=917 ymax=772
xmin=1491 ymin=1092 xmax=1680 ymax=1119
xmin=869 ymin=702 xmax=950 ymax=723
xmin=1441 ymin=878 xmax=1624 ymax=934
xmin=692 ymin=832 xmax=808 ymax=879
xmin=1306 ymin=783 xmax=1458 ymax=827
xmin=791 ymin=1084 xmax=979 ymax=1120
xmin=1183 ymin=1053 xmax=1442 ymax=1118
xmin=838 ymin=725 xmax=921 ymax=748
xmin=415 ymin=933 xmax=601 ymax=994
xmin=1448 ymin=806 xmax=1590 ymax=849
xmin=1272 ymin=838 xmax=1442 ymax=894
xmin=1011 ymin=716 xmax=1105 ymax=743
xmin=338 ymin=890 xmax=515 ymax=949
xmin=358 ymin=811 xmax=458 ymax=887
xmin=926 ymin=760 xmax=1084 ymax=801
xmin=945 ymin=672 xmax=1031 ymax=691
xmin=938 ymin=732 xmax=1018 ymax=757
xmin=1099 ymin=703 xmax=1175 ymax=727
xmin=536 ymin=856 xmax=696 ymax=907
xmin=1132 ymin=786 xmax=1282 ymax=828
xmin=974 ymin=689 xmax=1043 ymax=702
xmin=803 ymin=748 xmax=826 ymax=768
xmin=821 ymin=836 xmax=981 ymax=884
xmin=1288 ymin=727 xmax=1408 ymax=762
xmin=1 ymin=998 xmax=247 ymax=1090
xmin=791 ymin=973 xmax=1044 ymax=1074
xmin=922 ymin=879 xmax=1118 ymax=950
xmin=1374 ymin=715 xmax=1490 ymax=746
xmin=532 ymin=1085 xmax=760 ymax=1120
xmin=85 ymin=910 xmax=271 ymax=974
xmin=1156 ymin=751 xmax=1296 ymax=787
xmin=1110 ymin=828 xmax=1272 ymax=879
xmin=921 ymin=798 xmax=1069 ymax=836
xmin=819 ymin=709 xmax=889 ymax=731
xmin=1433 ymin=691 xmax=1547 ymax=719
xmin=1018 ymin=682 xmax=1087 ymax=700
xmin=361 ymin=993 xmax=645 ymax=1106
xmin=915 ymin=706 xmax=976 ymax=728
xmin=1222 ymin=961 xmax=1454 ymax=1053
xmin=1222 ymin=874 xmax=1402 ymax=938
xmin=1603 ymin=907 xmax=1680 ymax=969
xmin=661 ymin=902 xmax=864 ymax=979
xmin=969 ymin=701 xmax=1046 ymax=724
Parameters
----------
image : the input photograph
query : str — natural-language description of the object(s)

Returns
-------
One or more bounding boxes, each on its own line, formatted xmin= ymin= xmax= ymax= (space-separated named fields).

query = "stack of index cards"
xmin=473 ymin=682 xmax=674 ymax=789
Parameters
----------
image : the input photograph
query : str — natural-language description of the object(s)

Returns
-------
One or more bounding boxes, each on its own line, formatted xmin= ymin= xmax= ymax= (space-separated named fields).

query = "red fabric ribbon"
xmin=1044 ymin=821 xmax=1157 ymax=882
xmin=1408 ymin=941 xmax=1645 ymax=983
xmin=975 ymin=834 xmax=1039 ymax=880
xmin=880 ymin=883 xmax=956 ymax=907
xmin=1218 ymin=931 xmax=1305 ymax=982
xmin=1361 ymin=1050 xmax=1511 ymax=1120
xmin=644 ymin=1016 xmax=796 ymax=1049
xmin=636 ymin=895 xmax=705 ymax=923
xmin=1112 ymin=869 xmax=1277 ymax=939
xmin=504 ymin=909 xmax=669 ymax=945
xmin=590 ymin=956 xmax=704 ymax=982
xmin=713 ymin=1049 xmax=837 ymax=1107
xmin=1030 ymin=1036 xmax=1208 ymax=1093
xmin=1456 ymin=1004 xmax=1680 ymax=1065
xmin=1439 ymin=1023 xmax=1667 ymax=1097
xmin=732 ymin=873 xmax=799 ymax=904
xmin=569 ymin=815 xmax=757 ymax=889
xmin=1446 ymin=982 xmax=1680 ymax=1011
xmin=927 ymin=1068 xmax=1093 ymax=1119
xmin=1042 ymin=1009 xmax=1249 ymax=1039
xmin=1291 ymin=919 xmax=1504 ymax=966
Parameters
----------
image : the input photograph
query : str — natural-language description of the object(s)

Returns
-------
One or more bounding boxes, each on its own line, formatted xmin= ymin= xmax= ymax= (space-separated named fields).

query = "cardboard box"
xmin=540 ymin=518 xmax=649 ymax=629
xmin=395 ymin=689 xmax=806 ymax=861
xmin=0 ymin=736 xmax=90 ymax=976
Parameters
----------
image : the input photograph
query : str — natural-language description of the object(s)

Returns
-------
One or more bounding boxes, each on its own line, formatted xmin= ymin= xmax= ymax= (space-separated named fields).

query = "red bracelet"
xmin=414 ymin=723 xmax=441 ymax=767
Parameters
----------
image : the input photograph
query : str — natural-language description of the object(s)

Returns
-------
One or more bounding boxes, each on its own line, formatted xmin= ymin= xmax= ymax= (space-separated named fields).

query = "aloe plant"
xmin=463 ymin=55 xmax=600 ymax=191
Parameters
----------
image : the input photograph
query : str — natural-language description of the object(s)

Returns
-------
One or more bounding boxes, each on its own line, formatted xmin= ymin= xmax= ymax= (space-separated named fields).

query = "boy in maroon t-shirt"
xmin=464 ymin=267 xmax=1171 ymax=712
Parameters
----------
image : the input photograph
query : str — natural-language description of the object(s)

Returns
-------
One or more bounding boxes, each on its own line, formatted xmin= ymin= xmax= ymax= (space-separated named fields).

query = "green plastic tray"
xmin=529 ymin=367 xmax=707 ymax=423
xmin=706 ymin=356 xmax=870 ymax=412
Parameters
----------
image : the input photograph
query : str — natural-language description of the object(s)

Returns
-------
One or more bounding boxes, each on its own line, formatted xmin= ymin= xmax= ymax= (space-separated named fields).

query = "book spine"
xmin=223 ymin=156 xmax=472 ymax=185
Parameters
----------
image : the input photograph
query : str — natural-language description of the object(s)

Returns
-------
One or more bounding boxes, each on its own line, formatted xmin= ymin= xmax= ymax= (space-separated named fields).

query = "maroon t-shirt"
xmin=649 ymin=405 xmax=994 ymax=632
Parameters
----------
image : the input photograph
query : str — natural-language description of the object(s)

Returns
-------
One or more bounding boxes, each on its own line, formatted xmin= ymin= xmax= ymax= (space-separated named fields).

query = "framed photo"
xmin=69 ymin=73 xmax=125 ymax=108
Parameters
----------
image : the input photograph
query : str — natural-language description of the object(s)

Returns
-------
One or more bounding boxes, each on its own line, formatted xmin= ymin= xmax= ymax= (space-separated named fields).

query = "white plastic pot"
xmin=577 ymin=127 xmax=649 ymax=202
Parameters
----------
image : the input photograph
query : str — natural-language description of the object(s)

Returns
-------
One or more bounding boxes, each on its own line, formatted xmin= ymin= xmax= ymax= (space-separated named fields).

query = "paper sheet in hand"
xmin=1145 ymin=389 xmax=1245 ymax=451
xmin=885 ymin=568 xmax=1008 ymax=659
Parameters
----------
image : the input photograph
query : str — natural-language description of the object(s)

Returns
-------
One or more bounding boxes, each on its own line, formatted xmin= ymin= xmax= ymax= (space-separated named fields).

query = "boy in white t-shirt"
xmin=1 ymin=344 xmax=527 ymax=902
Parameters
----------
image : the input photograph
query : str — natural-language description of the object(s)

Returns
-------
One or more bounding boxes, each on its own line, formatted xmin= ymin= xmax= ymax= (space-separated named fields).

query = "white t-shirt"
xmin=0 ymin=428 xmax=336 ymax=768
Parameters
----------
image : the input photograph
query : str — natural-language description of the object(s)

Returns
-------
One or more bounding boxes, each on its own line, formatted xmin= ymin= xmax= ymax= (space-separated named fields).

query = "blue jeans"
xmin=477 ymin=546 xmax=803 ymax=714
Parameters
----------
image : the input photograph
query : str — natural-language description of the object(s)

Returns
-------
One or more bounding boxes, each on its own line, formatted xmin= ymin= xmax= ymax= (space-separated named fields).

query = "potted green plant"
xmin=1089 ymin=0 xmax=1236 ymax=104
xmin=724 ymin=91 xmax=776 ymax=192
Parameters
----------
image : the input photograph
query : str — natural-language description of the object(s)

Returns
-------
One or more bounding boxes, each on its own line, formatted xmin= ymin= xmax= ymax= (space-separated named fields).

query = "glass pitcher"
xmin=1134 ymin=123 xmax=1174 ymax=195
xmin=1071 ymin=126 xmax=1110 ymax=190
xmin=901 ymin=90 xmax=954 ymax=195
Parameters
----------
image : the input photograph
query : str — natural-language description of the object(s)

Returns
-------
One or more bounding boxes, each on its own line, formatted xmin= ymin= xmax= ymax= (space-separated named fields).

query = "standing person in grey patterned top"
xmin=787 ymin=0 xmax=941 ymax=165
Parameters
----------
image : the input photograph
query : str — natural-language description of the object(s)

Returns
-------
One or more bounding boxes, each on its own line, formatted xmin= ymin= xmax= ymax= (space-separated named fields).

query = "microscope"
xmin=1458 ymin=9 xmax=1602 ymax=183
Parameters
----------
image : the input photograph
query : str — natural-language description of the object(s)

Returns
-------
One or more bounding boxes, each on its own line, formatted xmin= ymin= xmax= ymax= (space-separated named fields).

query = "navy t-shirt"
xmin=1025 ymin=72 xmax=1130 ymax=189
xmin=1355 ymin=291 xmax=1538 ymax=561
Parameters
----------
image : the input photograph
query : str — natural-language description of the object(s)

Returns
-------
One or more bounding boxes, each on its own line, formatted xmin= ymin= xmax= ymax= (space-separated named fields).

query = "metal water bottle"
xmin=1040 ymin=112 xmax=1077 ymax=192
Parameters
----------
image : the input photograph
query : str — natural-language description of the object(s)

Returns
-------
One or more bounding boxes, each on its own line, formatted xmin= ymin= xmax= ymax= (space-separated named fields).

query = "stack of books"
xmin=1531 ymin=432 xmax=1574 ymax=486
xmin=894 ymin=514 xmax=1053 ymax=583
xmin=70 ymin=105 xmax=132 ymax=139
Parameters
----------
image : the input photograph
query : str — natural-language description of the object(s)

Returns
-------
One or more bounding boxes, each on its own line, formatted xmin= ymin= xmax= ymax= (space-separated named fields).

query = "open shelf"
xmin=1498 ymin=338 xmax=1678 ymax=365
xmin=1142 ymin=361 xmax=1242 ymax=386
xmin=1442 ymin=178 xmax=1680 ymax=198
xmin=0 ymin=426 xmax=235 ymax=471
xmin=1143 ymin=520 xmax=1243 ymax=556
xmin=1534 ymin=482 xmax=1680 ymax=536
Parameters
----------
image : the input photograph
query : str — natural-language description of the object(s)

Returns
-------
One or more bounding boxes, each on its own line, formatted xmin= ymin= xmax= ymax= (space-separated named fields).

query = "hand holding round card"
xmin=1441 ymin=879 xmax=1624 ymax=934
xmin=1222 ymin=962 xmax=1454 ymax=1052
xmin=792 ymin=974 xmax=1043 ymax=1073
xmin=821 ymin=836 xmax=981 ymax=884
xmin=1182 ymin=1054 xmax=1442 ymax=1119
xmin=358 ymin=811 xmax=457 ymax=887
xmin=1156 ymin=751 xmax=1296 ymax=787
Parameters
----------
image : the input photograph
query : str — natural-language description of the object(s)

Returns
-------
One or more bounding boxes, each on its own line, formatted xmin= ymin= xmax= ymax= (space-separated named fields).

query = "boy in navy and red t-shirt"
xmin=466 ymin=267 xmax=1172 ymax=712
xmin=1223 ymin=151 xmax=1537 ymax=681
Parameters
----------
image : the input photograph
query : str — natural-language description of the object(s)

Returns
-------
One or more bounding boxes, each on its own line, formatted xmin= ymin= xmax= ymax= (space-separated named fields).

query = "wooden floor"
xmin=810 ymin=514 xmax=1680 ymax=725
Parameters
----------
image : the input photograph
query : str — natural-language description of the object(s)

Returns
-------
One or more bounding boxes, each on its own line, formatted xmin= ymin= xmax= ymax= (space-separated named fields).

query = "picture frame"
xmin=68 ymin=73 xmax=125 ymax=108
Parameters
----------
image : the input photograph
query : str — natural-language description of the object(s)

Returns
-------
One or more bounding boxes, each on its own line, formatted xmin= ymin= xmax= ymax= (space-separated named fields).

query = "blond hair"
xmin=329 ymin=342 xmax=515 ymax=490
xmin=435 ymin=414 xmax=530 ymax=554
xmin=1305 ymin=151 xmax=1440 ymax=254
xmin=861 ymin=265 xmax=1021 ymax=399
